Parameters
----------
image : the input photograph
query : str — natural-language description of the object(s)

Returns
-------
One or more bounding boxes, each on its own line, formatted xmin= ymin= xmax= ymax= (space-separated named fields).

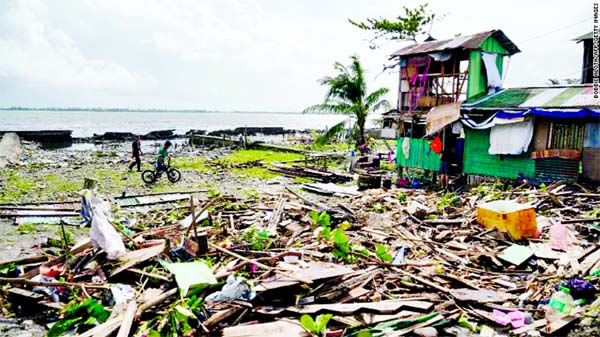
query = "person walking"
xmin=128 ymin=136 xmax=143 ymax=172
xmin=439 ymin=141 xmax=452 ymax=190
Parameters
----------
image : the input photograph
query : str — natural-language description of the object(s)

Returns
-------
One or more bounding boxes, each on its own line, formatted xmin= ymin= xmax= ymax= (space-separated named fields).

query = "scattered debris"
xmin=0 ymin=159 xmax=599 ymax=336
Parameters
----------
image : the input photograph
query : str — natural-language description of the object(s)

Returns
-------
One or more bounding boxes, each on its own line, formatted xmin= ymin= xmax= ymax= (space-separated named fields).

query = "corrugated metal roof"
xmin=390 ymin=29 xmax=520 ymax=58
xmin=574 ymin=32 xmax=593 ymax=42
xmin=462 ymin=85 xmax=600 ymax=110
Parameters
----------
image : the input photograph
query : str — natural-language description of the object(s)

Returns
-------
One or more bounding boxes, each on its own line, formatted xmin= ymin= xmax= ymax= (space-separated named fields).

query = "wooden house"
xmin=461 ymin=85 xmax=599 ymax=183
xmin=390 ymin=30 xmax=520 ymax=174
xmin=460 ymin=30 xmax=599 ymax=184
xmin=391 ymin=29 xmax=600 ymax=184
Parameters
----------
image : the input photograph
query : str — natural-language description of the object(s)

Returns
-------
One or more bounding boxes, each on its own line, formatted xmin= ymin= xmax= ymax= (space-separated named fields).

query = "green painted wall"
xmin=466 ymin=36 xmax=507 ymax=100
xmin=463 ymin=128 xmax=535 ymax=179
xmin=396 ymin=138 xmax=441 ymax=171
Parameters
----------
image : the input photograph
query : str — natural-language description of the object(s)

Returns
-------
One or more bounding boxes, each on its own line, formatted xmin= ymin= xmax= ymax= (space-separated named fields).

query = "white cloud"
xmin=0 ymin=0 xmax=155 ymax=92
xmin=0 ymin=0 xmax=591 ymax=110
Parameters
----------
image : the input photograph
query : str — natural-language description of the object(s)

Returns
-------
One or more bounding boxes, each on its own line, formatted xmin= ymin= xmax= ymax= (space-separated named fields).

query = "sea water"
xmin=0 ymin=110 xmax=378 ymax=138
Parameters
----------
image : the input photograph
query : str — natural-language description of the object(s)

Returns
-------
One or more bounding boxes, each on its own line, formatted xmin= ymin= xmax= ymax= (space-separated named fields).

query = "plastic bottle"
xmin=549 ymin=286 xmax=574 ymax=314
xmin=546 ymin=286 xmax=575 ymax=323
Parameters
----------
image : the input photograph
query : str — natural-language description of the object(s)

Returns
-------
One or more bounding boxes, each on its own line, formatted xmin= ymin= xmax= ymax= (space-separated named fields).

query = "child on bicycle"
xmin=156 ymin=141 xmax=172 ymax=175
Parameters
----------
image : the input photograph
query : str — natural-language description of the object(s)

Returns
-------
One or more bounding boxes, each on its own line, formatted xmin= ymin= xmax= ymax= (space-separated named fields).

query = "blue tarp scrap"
xmin=494 ymin=108 xmax=600 ymax=120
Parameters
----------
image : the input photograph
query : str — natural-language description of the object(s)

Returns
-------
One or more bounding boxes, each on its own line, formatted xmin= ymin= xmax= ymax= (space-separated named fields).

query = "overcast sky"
xmin=0 ymin=0 xmax=593 ymax=111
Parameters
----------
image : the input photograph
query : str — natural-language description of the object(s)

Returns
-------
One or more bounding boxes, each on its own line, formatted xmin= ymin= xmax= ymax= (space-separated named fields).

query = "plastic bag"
xmin=88 ymin=196 xmax=126 ymax=260
xmin=111 ymin=284 xmax=135 ymax=305
xmin=205 ymin=275 xmax=255 ymax=302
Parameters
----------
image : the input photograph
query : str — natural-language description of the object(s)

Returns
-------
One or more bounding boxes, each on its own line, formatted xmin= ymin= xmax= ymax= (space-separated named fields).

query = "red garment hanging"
xmin=430 ymin=136 xmax=442 ymax=154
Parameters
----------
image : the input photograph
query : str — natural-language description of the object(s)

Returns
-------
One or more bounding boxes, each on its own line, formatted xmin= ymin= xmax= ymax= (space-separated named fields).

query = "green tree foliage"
xmin=349 ymin=4 xmax=435 ymax=48
xmin=304 ymin=55 xmax=389 ymax=145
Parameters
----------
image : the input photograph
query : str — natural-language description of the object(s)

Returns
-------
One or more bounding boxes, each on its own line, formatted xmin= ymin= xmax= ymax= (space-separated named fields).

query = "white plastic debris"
xmin=205 ymin=275 xmax=256 ymax=302
xmin=88 ymin=195 xmax=126 ymax=260
xmin=179 ymin=211 xmax=209 ymax=229
xmin=111 ymin=284 xmax=136 ymax=305
xmin=0 ymin=132 xmax=22 ymax=168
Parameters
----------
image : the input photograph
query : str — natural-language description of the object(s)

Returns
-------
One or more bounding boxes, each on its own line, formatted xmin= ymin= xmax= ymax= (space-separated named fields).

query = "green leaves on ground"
xmin=0 ymin=263 xmax=17 ymax=275
xmin=375 ymin=244 xmax=393 ymax=263
xmin=332 ymin=228 xmax=350 ymax=260
xmin=136 ymin=296 xmax=205 ymax=336
xmin=437 ymin=192 xmax=461 ymax=210
xmin=310 ymin=210 xmax=331 ymax=240
xmin=331 ymin=226 xmax=369 ymax=264
xmin=239 ymin=226 xmax=272 ymax=250
xmin=311 ymin=213 xmax=370 ymax=264
xmin=47 ymin=298 xmax=109 ymax=337
xmin=47 ymin=228 xmax=75 ymax=248
xmin=300 ymin=314 xmax=332 ymax=336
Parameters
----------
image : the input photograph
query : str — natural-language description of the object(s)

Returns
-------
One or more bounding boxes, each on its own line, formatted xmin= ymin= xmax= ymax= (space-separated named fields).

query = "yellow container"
xmin=476 ymin=200 xmax=538 ymax=240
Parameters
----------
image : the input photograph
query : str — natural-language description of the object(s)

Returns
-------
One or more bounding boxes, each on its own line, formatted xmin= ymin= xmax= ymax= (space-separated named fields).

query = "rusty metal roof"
xmin=462 ymin=85 xmax=600 ymax=110
xmin=390 ymin=29 xmax=520 ymax=58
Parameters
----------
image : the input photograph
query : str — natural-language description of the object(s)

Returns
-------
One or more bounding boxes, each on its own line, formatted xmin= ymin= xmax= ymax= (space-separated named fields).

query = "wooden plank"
xmin=255 ymin=262 xmax=353 ymax=291
xmin=204 ymin=307 xmax=242 ymax=327
xmin=223 ymin=319 xmax=309 ymax=337
xmin=76 ymin=317 xmax=122 ymax=337
xmin=543 ymin=316 xmax=577 ymax=334
xmin=0 ymin=255 xmax=49 ymax=268
xmin=266 ymin=195 xmax=286 ymax=234
xmin=510 ymin=319 xmax=546 ymax=335
xmin=450 ymin=288 xmax=516 ymax=303
xmin=385 ymin=313 xmax=444 ymax=336
xmin=576 ymin=247 xmax=600 ymax=275
xmin=285 ymin=299 xmax=433 ymax=315
xmin=116 ymin=301 xmax=138 ymax=337
xmin=109 ymin=243 xmax=165 ymax=277
xmin=332 ymin=310 xmax=421 ymax=327
xmin=8 ymin=287 xmax=64 ymax=311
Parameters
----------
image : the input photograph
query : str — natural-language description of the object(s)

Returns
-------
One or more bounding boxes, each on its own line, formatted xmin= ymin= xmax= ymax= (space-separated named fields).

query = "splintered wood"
xmin=0 ymin=182 xmax=598 ymax=336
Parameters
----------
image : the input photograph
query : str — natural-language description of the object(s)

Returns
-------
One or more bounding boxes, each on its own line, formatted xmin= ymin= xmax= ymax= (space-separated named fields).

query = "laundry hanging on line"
xmin=488 ymin=120 xmax=534 ymax=155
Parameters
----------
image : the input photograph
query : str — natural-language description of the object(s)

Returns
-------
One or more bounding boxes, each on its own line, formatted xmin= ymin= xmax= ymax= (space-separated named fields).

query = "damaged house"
xmin=390 ymin=29 xmax=600 ymax=184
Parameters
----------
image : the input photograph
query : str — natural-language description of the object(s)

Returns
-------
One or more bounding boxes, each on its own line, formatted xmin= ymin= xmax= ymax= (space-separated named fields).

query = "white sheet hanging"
xmin=482 ymin=52 xmax=502 ymax=93
xmin=488 ymin=120 xmax=534 ymax=155
xmin=402 ymin=137 xmax=411 ymax=160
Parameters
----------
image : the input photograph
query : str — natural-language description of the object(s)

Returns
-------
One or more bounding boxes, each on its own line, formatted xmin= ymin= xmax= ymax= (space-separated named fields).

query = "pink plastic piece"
xmin=508 ymin=311 xmax=525 ymax=328
xmin=549 ymin=223 xmax=569 ymax=251
xmin=492 ymin=309 xmax=511 ymax=326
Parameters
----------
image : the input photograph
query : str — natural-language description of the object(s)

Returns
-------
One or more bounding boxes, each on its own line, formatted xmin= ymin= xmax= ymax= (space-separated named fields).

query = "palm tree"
xmin=304 ymin=55 xmax=390 ymax=146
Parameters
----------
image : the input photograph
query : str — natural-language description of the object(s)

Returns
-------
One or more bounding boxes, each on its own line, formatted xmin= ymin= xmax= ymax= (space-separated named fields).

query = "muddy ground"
xmin=0 ymin=140 xmax=337 ymax=336
xmin=1 ymin=141 xmax=598 ymax=337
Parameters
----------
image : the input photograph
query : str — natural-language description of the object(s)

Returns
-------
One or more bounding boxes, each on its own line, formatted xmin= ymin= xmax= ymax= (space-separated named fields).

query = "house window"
xmin=548 ymin=122 xmax=584 ymax=150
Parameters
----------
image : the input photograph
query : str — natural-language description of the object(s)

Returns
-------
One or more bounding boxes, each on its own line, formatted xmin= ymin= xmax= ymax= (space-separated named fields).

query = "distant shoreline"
xmin=0 ymin=108 xmax=303 ymax=114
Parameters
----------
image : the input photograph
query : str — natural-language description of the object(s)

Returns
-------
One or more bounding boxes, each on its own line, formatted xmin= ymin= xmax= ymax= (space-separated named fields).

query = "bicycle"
xmin=142 ymin=157 xmax=181 ymax=184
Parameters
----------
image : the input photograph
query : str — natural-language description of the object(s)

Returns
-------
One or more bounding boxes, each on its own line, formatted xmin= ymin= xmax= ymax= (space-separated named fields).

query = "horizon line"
xmin=0 ymin=107 xmax=303 ymax=114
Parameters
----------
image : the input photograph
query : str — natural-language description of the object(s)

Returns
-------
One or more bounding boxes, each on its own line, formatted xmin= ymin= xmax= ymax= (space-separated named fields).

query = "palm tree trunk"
xmin=357 ymin=116 xmax=366 ymax=146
